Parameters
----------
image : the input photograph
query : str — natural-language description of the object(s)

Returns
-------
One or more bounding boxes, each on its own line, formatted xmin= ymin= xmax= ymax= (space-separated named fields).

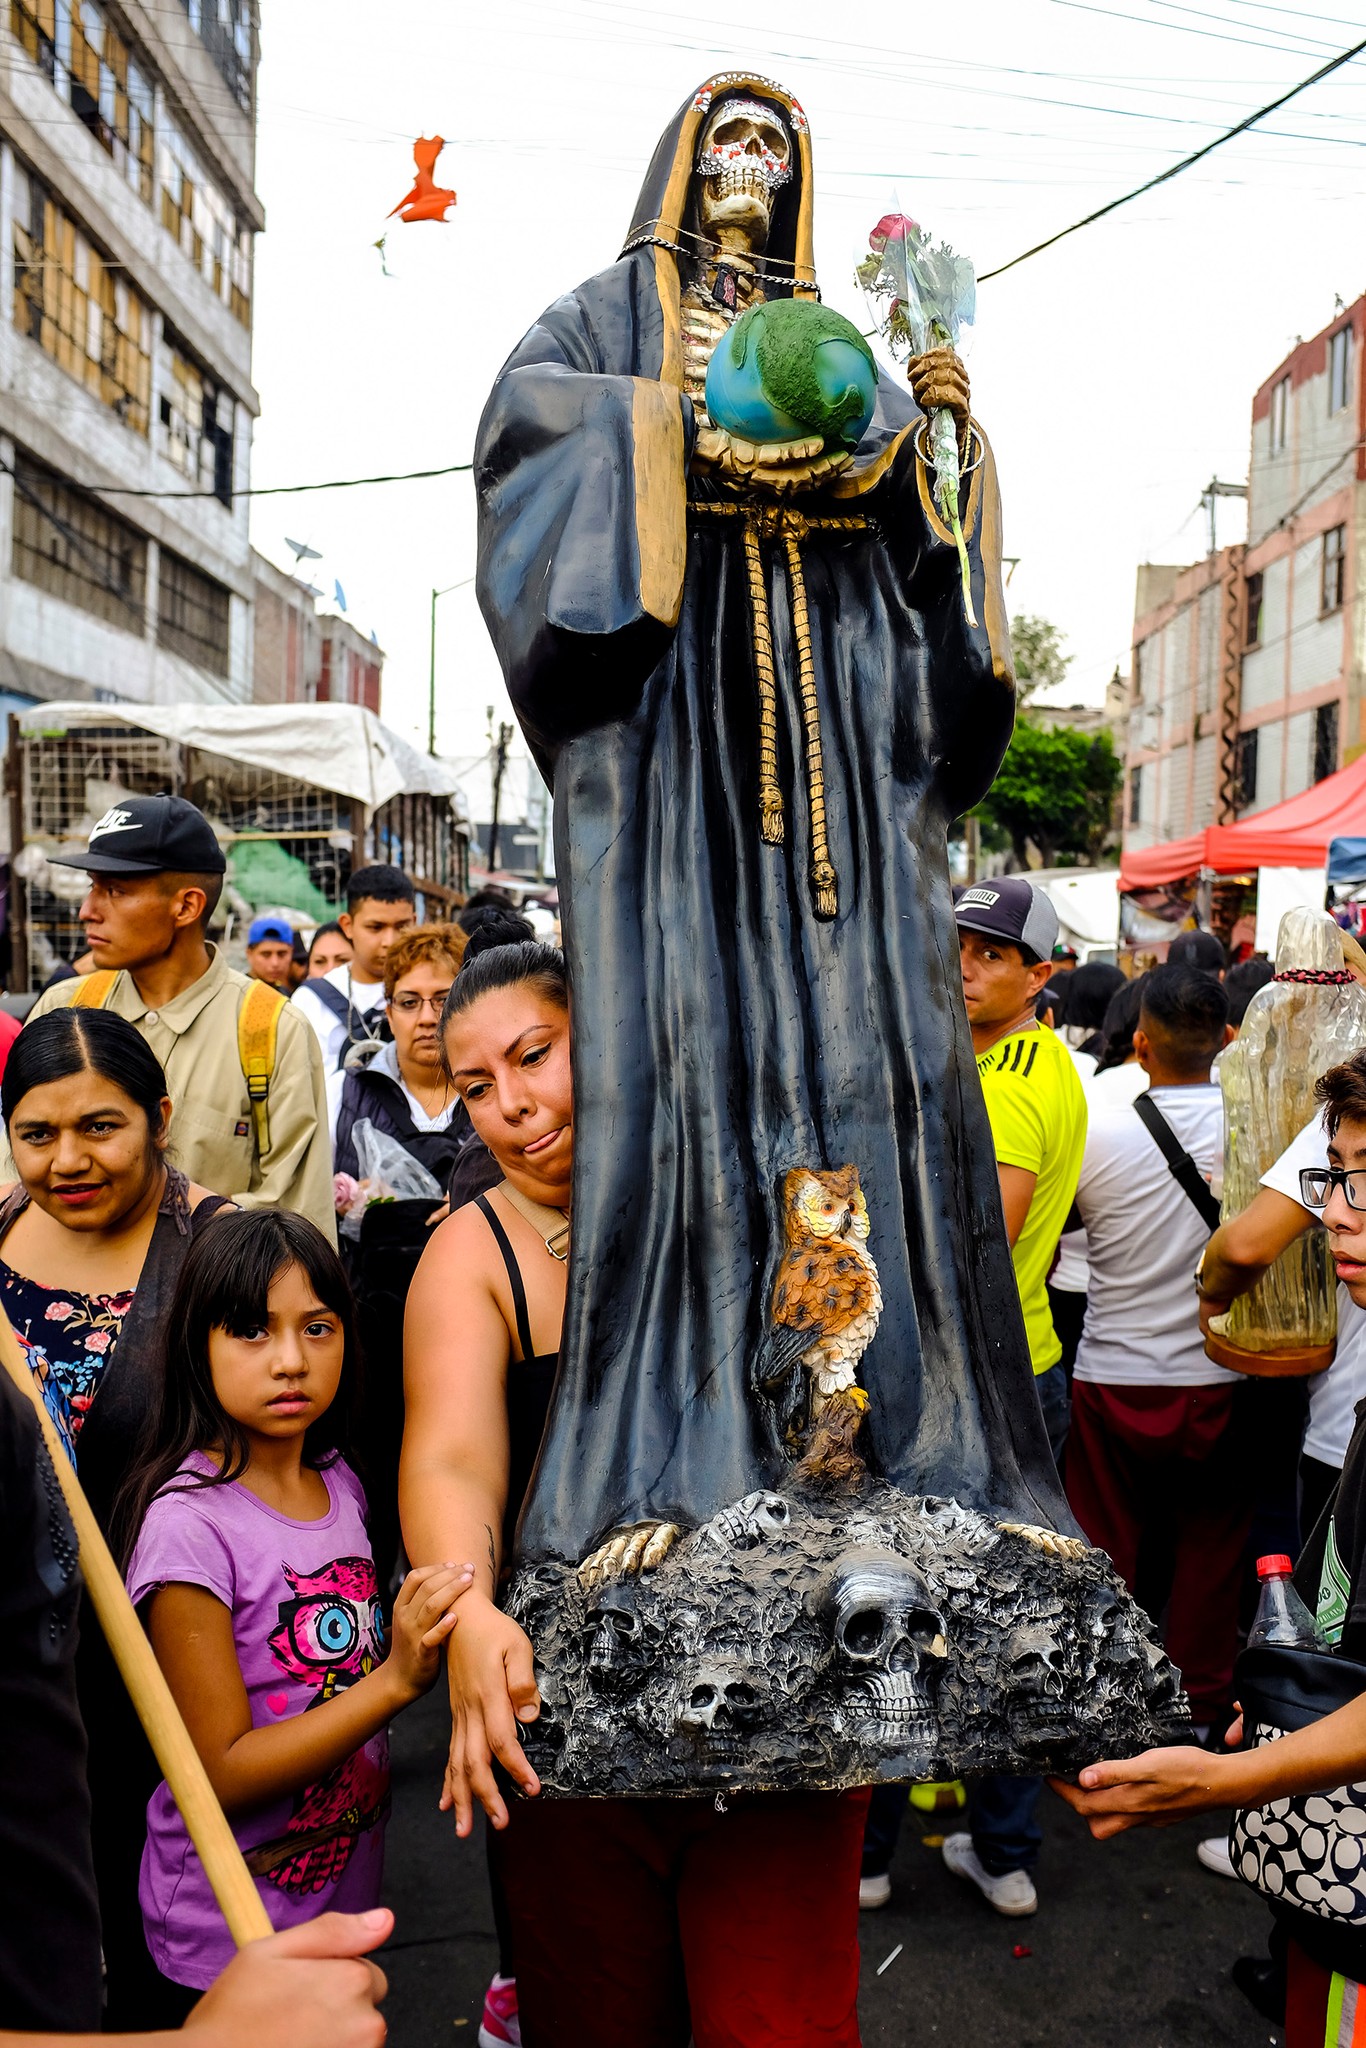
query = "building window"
xmin=1315 ymin=701 xmax=1340 ymax=784
xmin=11 ymin=0 xmax=155 ymax=202
xmin=158 ymin=111 xmax=253 ymax=327
xmin=1323 ymin=524 xmax=1347 ymax=614
xmin=11 ymin=451 xmax=147 ymax=630
xmin=11 ymin=162 xmax=151 ymax=433
xmin=1128 ymin=764 xmax=1142 ymax=826
xmin=179 ymin=0 xmax=254 ymax=112
xmin=1245 ymin=570 xmax=1263 ymax=647
xmin=1236 ymin=729 xmax=1259 ymax=811
xmin=1330 ymin=324 xmax=1354 ymax=416
xmin=159 ymin=331 xmax=234 ymax=503
xmin=157 ymin=549 xmax=230 ymax=675
xmin=1270 ymin=375 xmax=1290 ymax=453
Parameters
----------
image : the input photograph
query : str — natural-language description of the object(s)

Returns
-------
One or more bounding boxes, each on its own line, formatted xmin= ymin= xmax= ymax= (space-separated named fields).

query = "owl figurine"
xmin=751 ymin=1164 xmax=883 ymax=1453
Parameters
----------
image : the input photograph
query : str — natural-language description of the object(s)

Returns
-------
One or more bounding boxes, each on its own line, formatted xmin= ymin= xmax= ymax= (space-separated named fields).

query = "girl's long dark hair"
xmin=112 ymin=1209 xmax=359 ymax=1566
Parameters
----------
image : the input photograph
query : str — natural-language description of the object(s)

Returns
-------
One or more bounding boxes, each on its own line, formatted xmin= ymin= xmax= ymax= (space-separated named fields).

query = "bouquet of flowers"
xmin=857 ymin=212 xmax=978 ymax=623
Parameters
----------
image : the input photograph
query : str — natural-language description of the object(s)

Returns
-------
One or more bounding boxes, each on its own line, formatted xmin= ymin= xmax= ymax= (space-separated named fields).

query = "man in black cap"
xmin=25 ymin=796 xmax=333 ymax=1236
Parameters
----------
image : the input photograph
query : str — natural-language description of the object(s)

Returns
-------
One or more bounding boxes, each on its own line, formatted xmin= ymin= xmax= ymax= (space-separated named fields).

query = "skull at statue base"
xmin=583 ymin=1582 xmax=656 ymax=1695
xmin=813 ymin=1548 xmax=947 ymax=1754
xmin=672 ymin=1657 xmax=771 ymax=1763
xmin=1002 ymin=1617 xmax=1077 ymax=1758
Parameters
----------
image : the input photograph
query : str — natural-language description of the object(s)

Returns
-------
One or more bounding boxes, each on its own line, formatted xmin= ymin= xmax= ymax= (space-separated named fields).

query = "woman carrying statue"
xmin=401 ymin=913 xmax=868 ymax=2048
xmin=0 ymin=1008 xmax=233 ymax=2027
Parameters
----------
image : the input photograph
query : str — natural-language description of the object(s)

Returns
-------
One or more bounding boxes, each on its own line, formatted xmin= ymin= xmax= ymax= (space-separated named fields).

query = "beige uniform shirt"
xmin=29 ymin=948 xmax=335 ymax=1241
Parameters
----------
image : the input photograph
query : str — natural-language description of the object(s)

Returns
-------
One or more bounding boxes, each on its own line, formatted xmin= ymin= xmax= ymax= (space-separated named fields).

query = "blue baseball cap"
xmin=248 ymin=915 xmax=293 ymax=946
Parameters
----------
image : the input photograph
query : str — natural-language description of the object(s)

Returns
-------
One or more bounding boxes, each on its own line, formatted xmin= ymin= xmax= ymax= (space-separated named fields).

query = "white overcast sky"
xmin=247 ymin=0 xmax=1366 ymax=794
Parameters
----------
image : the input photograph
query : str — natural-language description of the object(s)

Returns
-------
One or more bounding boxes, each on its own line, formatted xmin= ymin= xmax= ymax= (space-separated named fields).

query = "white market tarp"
xmin=1254 ymin=864 xmax=1327 ymax=955
xmin=1035 ymin=869 xmax=1120 ymax=952
xmin=17 ymin=701 xmax=467 ymax=820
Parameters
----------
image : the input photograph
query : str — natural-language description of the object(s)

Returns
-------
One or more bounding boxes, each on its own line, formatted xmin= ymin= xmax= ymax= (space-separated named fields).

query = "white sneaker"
xmin=1197 ymin=1833 xmax=1236 ymax=1879
xmin=859 ymin=1871 xmax=892 ymax=1910
xmin=942 ymin=1831 xmax=1038 ymax=1917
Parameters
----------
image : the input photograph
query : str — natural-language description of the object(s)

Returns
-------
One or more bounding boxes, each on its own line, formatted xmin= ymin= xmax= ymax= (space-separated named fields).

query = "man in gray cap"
xmin=27 ymin=795 xmax=333 ymax=1237
xmin=945 ymin=876 xmax=1087 ymax=1915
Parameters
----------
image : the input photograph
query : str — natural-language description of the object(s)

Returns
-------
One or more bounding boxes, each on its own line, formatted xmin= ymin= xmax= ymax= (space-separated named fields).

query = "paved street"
xmin=380 ymin=1687 xmax=1277 ymax=2046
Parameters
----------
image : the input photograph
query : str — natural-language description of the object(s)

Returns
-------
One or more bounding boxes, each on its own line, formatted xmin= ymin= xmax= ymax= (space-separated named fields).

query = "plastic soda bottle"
xmin=1246 ymin=1553 xmax=1328 ymax=1651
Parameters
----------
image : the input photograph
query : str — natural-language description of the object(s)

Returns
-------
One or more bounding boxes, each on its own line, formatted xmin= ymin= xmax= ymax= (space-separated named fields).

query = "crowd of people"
xmin=8 ymin=792 xmax=1366 ymax=2048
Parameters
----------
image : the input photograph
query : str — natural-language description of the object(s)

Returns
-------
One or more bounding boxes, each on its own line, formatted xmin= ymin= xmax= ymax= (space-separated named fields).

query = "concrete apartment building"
xmin=0 ymin=0 xmax=262 ymax=711
xmin=1124 ymin=293 xmax=1364 ymax=854
xmin=252 ymin=551 xmax=384 ymax=715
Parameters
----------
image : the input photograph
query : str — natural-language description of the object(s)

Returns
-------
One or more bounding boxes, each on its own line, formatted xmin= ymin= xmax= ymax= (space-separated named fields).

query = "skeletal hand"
xmin=907 ymin=345 xmax=970 ymax=433
xmin=998 ymin=1521 xmax=1090 ymax=1563
xmin=578 ymin=1520 xmax=681 ymax=1591
xmin=693 ymin=424 xmax=852 ymax=497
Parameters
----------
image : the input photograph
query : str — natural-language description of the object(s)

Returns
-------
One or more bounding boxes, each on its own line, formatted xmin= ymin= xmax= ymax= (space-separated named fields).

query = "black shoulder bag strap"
xmin=1133 ymin=1093 xmax=1222 ymax=1233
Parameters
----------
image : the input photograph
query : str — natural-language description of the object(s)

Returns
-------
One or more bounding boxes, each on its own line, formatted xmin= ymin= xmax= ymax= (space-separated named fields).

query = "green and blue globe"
xmin=705 ymin=298 xmax=878 ymax=453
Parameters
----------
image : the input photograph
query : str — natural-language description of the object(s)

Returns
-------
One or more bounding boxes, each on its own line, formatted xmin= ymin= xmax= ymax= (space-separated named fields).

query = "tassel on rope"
xmin=739 ymin=519 xmax=785 ymax=846
xmin=691 ymin=499 xmax=866 ymax=920
xmin=781 ymin=526 xmax=838 ymax=920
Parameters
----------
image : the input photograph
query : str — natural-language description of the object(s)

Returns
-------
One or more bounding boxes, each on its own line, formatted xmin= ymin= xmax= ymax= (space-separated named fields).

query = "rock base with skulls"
xmin=504 ymin=1483 xmax=1189 ymax=1795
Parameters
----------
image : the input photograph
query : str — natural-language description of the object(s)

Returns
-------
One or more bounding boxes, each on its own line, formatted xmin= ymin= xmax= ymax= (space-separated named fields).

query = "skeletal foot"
xmin=578 ymin=1520 xmax=681 ymax=1591
xmin=998 ymin=1522 xmax=1090 ymax=1563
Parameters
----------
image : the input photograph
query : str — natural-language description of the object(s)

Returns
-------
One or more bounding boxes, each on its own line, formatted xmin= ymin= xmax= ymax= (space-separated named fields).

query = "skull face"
xmin=582 ymin=1582 xmax=652 ymax=1695
xmin=1002 ymin=1618 xmax=1076 ymax=1758
xmin=1077 ymin=1585 xmax=1143 ymax=1708
xmin=695 ymin=99 xmax=791 ymax=246
xmin=814 ymin=1549 xmax=947 ymax=1753
xmin=673 ymin=1656 xmax=770 ymax=1762
xmin=702 ymin=1490 xmax=793 ymax=1551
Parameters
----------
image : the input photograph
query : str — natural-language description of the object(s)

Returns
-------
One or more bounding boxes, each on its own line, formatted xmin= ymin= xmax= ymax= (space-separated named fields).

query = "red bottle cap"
xmin=1256 ymin=1553 xmax=1294 ymax=1577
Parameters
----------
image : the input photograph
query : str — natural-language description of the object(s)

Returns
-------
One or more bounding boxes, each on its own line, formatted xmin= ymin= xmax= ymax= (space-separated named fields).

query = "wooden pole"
xmin=0 ymin=1308 xmax=272 ymax=1946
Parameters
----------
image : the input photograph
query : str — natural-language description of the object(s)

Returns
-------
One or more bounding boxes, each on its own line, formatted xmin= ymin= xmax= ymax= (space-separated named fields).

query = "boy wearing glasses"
xmin=1057 ymin=1048 xmax=1366 ymax=2046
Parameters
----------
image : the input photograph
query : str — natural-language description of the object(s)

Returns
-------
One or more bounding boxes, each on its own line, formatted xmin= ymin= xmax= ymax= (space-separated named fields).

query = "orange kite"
xmin=389 ymin=136 xmax=456 ymax=223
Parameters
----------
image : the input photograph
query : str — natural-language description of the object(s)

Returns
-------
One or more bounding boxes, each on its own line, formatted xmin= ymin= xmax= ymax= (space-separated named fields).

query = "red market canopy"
xmin=1119 ymin=751 xmax=1366 ymax=890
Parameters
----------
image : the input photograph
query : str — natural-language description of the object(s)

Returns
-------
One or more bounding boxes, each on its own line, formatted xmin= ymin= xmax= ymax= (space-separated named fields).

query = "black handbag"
xmin=1230 ymin=1640 xmax=1366 ymax=1980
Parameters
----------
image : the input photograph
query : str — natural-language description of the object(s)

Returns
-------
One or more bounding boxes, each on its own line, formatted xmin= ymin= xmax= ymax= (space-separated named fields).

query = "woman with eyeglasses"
xmin=335 ymin=923 xmax=498 ymax=1593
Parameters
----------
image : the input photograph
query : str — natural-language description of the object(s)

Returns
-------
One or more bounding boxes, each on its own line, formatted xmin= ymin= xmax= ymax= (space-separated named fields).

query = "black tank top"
xmin=474 ymin=1195 xmax=559 ymax=1553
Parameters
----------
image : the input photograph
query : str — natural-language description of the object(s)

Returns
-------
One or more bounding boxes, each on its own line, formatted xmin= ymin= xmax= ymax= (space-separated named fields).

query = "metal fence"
xmin=6 ymin=717 xmax=468 ymax=989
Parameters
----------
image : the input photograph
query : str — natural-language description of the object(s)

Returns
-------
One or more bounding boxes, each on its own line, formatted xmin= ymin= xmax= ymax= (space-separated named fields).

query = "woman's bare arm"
xmin=1054 ymin=1691 xmax=1366 ymax=1839
xmin=400 ymin=1207 xmax=541 ymax=1831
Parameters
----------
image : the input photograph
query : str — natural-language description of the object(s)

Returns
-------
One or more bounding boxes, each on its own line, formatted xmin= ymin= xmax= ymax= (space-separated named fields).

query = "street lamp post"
xmin=427 ymin=576 xmax=475 ymax=756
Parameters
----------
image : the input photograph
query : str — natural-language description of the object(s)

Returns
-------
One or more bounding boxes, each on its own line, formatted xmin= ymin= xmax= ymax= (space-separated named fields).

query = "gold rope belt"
xmin=688 ymin=501 xmax=867 ymax=920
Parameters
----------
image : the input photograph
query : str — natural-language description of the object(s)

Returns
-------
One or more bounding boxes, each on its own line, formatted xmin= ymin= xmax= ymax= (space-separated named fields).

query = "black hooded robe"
xmin=475 ymin=75 xmax=1071 ymax=1571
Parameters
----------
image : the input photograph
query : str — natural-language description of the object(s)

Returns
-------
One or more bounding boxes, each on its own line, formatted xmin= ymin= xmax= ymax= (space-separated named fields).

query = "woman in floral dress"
xmin=0 ymin=1007 xmax=233 ymax=2027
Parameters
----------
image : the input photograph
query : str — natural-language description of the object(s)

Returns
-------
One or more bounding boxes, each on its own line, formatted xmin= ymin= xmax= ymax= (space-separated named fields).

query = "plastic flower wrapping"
xmin=857 ymin=212 xmax=978 ymax=623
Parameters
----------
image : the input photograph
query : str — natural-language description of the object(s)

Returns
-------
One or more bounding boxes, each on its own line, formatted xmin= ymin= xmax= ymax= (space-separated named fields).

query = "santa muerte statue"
xmin=475 ymin=74 xmax=1184 ymax=1792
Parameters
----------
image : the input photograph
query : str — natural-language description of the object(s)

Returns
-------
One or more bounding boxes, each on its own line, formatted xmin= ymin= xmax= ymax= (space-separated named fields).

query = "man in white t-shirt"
xmin=290 ymin=864 xmax=416 ymax=1133
xmin=1065 ymin=964 xmax=1242 ymax=1735
xmin=1197 ymin=1110 xmax=1366 ymax=1539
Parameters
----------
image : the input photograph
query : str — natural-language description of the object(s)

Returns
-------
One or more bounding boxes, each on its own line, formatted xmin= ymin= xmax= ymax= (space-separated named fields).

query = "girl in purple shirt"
xmin=117 ymin=1208 xmax=473 ymax=2007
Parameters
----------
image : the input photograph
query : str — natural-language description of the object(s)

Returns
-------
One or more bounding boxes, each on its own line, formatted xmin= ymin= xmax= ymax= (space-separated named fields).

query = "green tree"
xmin=1010 ymin=613 xmax=1072 ymax=702
xmin=973 ymin=722 xmax=1121 ymax=869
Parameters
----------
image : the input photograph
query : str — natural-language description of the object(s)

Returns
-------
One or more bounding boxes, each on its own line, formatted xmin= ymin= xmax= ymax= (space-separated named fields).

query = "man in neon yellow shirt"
xmin=943 ymin=877 xmax=1087 ymax=1918
xmin=958 ymin=880 xmax=1088 ymax=1397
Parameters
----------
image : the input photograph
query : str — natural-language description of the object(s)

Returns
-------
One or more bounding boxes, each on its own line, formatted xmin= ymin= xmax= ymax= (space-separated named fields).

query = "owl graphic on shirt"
xmin=255 ymin=1556 xmax=390 ymax=1895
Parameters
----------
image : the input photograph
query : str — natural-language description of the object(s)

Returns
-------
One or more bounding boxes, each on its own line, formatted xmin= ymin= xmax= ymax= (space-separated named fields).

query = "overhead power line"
xmin=86 ymin=461 xmax=475 ymax=502
xmin=980 ymin=31 xmax=1366 ymax=281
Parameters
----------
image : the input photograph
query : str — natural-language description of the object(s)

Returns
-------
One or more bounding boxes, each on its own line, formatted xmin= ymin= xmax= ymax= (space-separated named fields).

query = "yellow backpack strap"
xmin=237 ymin=980 xmax=286 ymax=1159
xmin=61 ymin=970 xmax=120 ymax=1009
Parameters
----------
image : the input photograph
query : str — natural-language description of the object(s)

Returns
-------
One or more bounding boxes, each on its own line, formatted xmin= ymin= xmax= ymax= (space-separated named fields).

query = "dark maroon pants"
xmin=1065 ymin=1378 xmax=1250 ymax=1717
xmin=490 ymin=1786 xmax=871 ymax=2048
